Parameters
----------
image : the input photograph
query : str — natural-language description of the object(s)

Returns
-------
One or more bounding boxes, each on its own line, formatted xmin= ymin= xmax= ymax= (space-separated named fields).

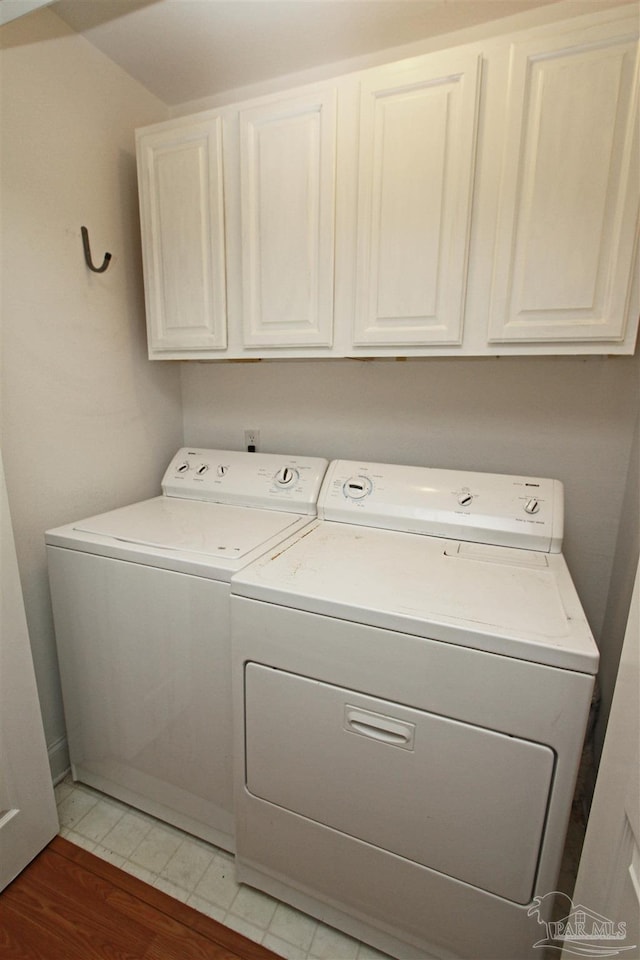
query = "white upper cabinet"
xmin=352 ymin=51 xmax=481 ymax=348
xmin=237 ymin=89 xmax=337 ymax=349
xmin=487 ymin=16 xmax=639 ymax=346
xmin=136 ymin=118 xmax=227 ymax=353
xmin=135 ymin=5 xmax=639 ymax=359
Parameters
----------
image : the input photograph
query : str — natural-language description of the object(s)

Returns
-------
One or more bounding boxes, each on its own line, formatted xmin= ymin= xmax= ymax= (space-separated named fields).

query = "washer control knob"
xmin=275 ymin=466 xmax=298 ymax=486
xmin=176 ymin=461 xmax=190 ymax=474
xmin=457 ymin=492 xmax=473 ymax=507
xmin=196 ymin=464 xmax=209 ymax=476
xmin=343 ymin=476 xmax=373 ymax=500
xmin=217 ymin=465 xmax=228 ymax=478
xmin=524 ymin=498 xmax=541 ymax=515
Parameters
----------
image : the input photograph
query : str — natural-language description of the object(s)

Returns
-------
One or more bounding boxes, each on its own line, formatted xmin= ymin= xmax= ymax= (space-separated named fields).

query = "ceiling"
xmin=45 ymin=0 xmax=574 ymax=107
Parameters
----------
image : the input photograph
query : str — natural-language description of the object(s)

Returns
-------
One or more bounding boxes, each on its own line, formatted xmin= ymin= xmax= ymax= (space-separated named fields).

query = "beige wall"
xmin=595 ymin=407 xmax=640 ymax=763
xmin=0 ymin=9 xmax=182 ymax=777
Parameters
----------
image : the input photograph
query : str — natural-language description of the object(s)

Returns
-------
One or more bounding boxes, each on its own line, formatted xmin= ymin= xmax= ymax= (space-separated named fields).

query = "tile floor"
xmin=54 ymin=776 xmax=394 ymax=960
xmin=55 ymin=776 xmax=584 ymax=960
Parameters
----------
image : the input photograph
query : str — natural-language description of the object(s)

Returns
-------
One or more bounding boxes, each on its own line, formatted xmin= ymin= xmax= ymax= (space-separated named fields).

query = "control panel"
xmin=319 ymin=461 xmax=564 ymax=553
xmin=162 ymin=448 xmax=328 ymax=515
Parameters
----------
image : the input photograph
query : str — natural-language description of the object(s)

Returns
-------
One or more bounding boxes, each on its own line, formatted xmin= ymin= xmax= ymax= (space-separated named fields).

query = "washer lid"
xmin=232 ymin=522 xmax=599 ymax=673
xmin=73 ymin=496 xmax=305 ymax=558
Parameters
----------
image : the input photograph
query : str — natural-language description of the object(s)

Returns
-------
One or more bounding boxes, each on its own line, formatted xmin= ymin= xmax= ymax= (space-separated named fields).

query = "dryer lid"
xmin=231 ymin=521 xmax=599 ymax=673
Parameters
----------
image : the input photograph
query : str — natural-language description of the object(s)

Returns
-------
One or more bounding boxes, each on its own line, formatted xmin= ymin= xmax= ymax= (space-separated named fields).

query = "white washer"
xmin=46 ymin=447 xmax=327 ymax=851
xmin=231 ymin=460 xmax=599 ymax=960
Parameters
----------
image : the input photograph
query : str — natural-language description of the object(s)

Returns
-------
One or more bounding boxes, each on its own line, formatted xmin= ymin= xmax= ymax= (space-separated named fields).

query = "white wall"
xmin=172 ymin=0 xmax=635 ymax=116
xmin=181 ymin=352 xmax=640 ymax=649
xmin=0 ymin=9 xmax=182 ymax=778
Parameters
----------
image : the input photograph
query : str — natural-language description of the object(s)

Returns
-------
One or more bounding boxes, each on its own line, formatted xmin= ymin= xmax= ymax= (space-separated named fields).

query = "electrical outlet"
xmin=244 ymin=429 xmax=259 ymax=452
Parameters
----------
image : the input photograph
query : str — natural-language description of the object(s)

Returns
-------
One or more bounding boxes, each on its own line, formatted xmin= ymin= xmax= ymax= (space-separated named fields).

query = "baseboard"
xmin=48 ymin=736 xmax=70 ymax=784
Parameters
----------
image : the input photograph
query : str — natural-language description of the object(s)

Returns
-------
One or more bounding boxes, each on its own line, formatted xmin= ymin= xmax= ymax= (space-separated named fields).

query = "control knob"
xmin=343 ymin=476 xmax=373 ymax=500
xmin=196 ymin=464 xmax=209 ymax=476
xmin=524 ymin=498 xmax=541 ymax=515
xmin=275 ymin=466 xmax=298 ymax=486
xmin=457 ymin=492 xmax=473 ymax=507
xmin=176 ymin=461 xmax=190 ymax=474
xmin=217 ymin=465 xmax=228 ymax=478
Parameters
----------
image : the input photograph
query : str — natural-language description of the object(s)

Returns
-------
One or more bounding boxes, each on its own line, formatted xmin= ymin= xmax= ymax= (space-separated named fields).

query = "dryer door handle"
xmin=344 ymin=706 xmax=415 ymax=751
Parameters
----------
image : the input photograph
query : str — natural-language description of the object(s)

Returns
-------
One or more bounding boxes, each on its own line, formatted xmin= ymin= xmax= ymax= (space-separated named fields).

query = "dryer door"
xmin=244 ymin=663 xmax=554 ymax=904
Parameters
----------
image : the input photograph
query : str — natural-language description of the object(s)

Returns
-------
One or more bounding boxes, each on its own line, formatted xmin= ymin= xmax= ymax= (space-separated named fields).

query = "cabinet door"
xmin=488 ymin=20 xmax=639 ymax=344
xmin=239 ymin=89 xmax=337 ymax=348
xmin=137 ymin=119 xmax=227 ymax=353
xmin=353 ymin=52 xmax=481 ymax=348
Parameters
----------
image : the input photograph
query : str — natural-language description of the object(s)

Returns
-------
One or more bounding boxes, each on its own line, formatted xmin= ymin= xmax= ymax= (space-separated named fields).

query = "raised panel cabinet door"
xmin=353 ymin=51 xmax=481 ymax=348
xmin=136 ymin=119 xmax=227 ymax=353
xmin=239 ymin=88 xmax=337 ymax=348
xmin=488 ymin=18 xmax=640 ymax=344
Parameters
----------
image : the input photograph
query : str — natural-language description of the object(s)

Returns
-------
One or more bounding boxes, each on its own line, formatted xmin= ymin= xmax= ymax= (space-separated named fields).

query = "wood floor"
xmin=0 ymin=836 xmax=281 ymax=960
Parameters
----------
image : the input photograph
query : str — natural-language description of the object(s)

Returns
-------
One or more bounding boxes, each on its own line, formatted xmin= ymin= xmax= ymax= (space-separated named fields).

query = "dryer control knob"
xmin=343 ymin=476 xmax=373 ymax=500
xmin=217 ymin=465 xmax=228 ymax=478
xmin=524 ymin=498 xmax=541 ymax=515
xmin=196 ymin=464 xmax=209 ymax=476
xmin=274 ymin=466 xmax=298 ymax=486
xmin=176 ymin=461 xmax=190 ymax=474
xmin=457 ymin=492 xmax=473 ymax=507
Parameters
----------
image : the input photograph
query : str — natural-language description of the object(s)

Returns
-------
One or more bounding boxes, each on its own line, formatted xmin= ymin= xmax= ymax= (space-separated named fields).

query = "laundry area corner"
xmin=1 ymin=1 xmax=639 ymax=958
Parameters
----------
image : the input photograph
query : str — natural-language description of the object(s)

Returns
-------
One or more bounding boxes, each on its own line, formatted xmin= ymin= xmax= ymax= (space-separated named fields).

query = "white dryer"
xmin=231 ymin=460 xmax=599 ymax=960
xmin=46 ymin=447 xmax=327 ymax=851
